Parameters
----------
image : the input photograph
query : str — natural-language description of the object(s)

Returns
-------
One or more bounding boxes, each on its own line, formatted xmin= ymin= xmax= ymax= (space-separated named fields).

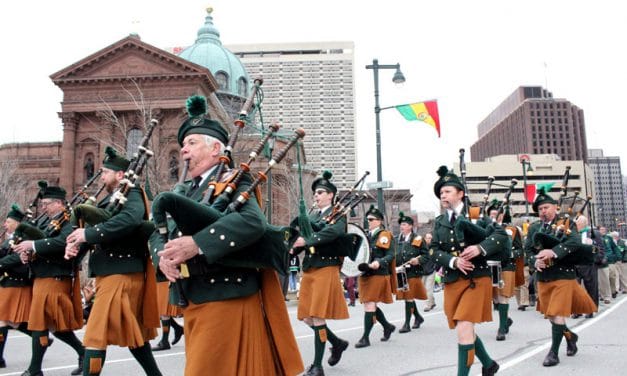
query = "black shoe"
xmin=151 ymin=340 xmax=171 ymax=351
xmin=171 ymin=321 xmax=184 ymax=346
xmin=424 ymin=303 xmax=436 ymax=312
xmin=482 ymin=360 xmax=499 ymax=376
xmin=612 ymin=292 xmax=617 ymax=299
xmin=381 ymin=324 xmax=395 ymax=341
xmin=304 ymin=364 xmax=325 ymax=376
xmin=542 ymin=351 xmax=559 ymax=366
xmin=496 ymin=329 xmax=506 ymax=341
xmin=0 ymin=359 xmax=5 ymax=368
xmin=70 ymin=354 xmax=83 ymax=375
xmin=327 ymin=339 xmax=348 ymax=366
xmin=354 ymin=336 xmax=370 ymax=348
xmin=585 ymin=313 xmax=594 ymax=318
xmin=566 ymin=332 xmax=578 ymax=356
xmin=412 ymin=315 xmax=424 ymax=329
xmin=493 ymin=302 xmax=498 ymax=311
xmin=517 ymin=305 xmax=527 ymax=311
xmin=348 ymin=302 xmax=355 ymax=307
xmin=20 ymin=371 xmax=43 ymax=376
xmin=571 ymin=313 xmax=582 ymax=319
xmin=399 ymin=323 xmax=411 ymax=333
xmin=505 ymin=317 xmax=513 ymax=334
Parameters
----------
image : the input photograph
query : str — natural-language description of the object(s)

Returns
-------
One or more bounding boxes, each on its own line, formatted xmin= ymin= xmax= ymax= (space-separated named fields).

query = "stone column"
xmin=59 ymin=112 xmax=78 ymax=193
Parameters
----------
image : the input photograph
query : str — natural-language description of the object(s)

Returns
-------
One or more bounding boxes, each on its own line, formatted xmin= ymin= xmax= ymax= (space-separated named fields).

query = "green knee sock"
xmin=457 ymin=343 xmax=474 ymax=376
xmin=16 ymin=322 xmax=32 ymax=337
xmin=84 ymin=349 xmax=107 ymax=375
xmin=551 ymin=322 xmax=565 ymax=354
xmin=413 ymin=301 xmax=423 ymax=321
xmin=53 ymin=330 xmax=85 ymax=356
xmin=474 ymin=336 xmax=494 ymax=367
xmin=159 ymin=319 xmax=171 ymax=343
xmin=374 ymin=307 xmax=391 ymax=327
xmin=312 ymin=325 xmax=327 ymax=367
xmin=498 ymin=303 xmax=509 ymax=331
xmin=404 ymin=302 xmax=413 ymax=326
xmin=323 ymin=325 xmax=341 ymax=347
xmin=130 ymin=343 xmax=163 ymax=376
xmin=0 ymin=326 xmax=8 ymax=360
xmin=28 ymin=330 xmax=50 ymax=373
xmin=363 ymin=312 xmax=375 ymax=338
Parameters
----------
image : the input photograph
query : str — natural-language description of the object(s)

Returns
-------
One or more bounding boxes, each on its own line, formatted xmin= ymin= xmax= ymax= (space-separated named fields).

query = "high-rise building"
xmin=471 ymin=86 xmax=588 ymax=163
xmin=588 ymin=149 xmax=626 ymax=231
xmin=227 ymin=42 xmax=357 ymax=188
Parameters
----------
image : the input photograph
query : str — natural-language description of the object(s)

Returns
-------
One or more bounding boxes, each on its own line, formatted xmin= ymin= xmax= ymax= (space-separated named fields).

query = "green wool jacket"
xmin=523 ymin=217 xmax=580 ymax=282
xmin=429 ymin=214 xmax=509 ymax=283
xmin=150 ymin=170 xmax=267 ymax=305
xmin=503 ymin=225 xmax=524 ymax=272
xmin=396 ymin=233 xmax=430 ymax=278
xmin=602 ymin=234 xmax=621 ymax=264
xmin=0 ymin=238 xmax=32 ymax=287
xmin=84 ymin=188 xmax=150 ymax=277
xmin=299 ymin=207 xmax=347 ymax=272
xmin=30 ymin=216 xmax=76 ymax=278
xmin=362 ymin=227 xmax=395 ymax=277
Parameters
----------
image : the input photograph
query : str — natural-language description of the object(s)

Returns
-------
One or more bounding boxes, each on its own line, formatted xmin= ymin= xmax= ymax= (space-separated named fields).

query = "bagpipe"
xmin=531 ymin=166 xmax=594 ymax=266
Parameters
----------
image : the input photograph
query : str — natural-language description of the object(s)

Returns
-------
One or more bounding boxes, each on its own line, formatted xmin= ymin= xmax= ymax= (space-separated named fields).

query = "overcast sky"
xmin=1 ymin=0 xmax=625 ymax=212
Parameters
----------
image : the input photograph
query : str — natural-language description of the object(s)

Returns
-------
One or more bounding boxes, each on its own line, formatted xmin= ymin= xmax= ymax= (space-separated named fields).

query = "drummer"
xmin=291 ymin=171 xmax=350 ymax=376
xmin=394 ymin=212 xmax=429 ymax=333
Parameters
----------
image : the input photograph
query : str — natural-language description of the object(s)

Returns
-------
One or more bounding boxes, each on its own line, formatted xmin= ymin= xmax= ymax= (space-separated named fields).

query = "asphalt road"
xmin=1 ymin=289 xmax=626 ymax=375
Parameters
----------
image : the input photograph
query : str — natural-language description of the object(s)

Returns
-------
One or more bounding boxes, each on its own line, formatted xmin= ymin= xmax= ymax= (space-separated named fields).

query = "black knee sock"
xmin=0 ymin=326 xmax=8 ymax=360
xmin=159 ymin=319 xmax=171 ymax=343
xmin=84 ymin=349 xmax=107 ymax=375
xmin=413 ymin=301 xmax=423 ymax=321
xmin=498 ymin=303 xmax=509 ymax=332
xmin=28 ymin=330 xmax=51 ymax=373
xmin=16 ymin=322 xmax=32 ymax=337
xmin=312 ymin=325 xmax=326 ymax=368
xmin=374 ymin=307 xmax=391 ymax=327
xmin=130 ymin=342 xmax=163 ymax=376
xmin=403 ymin=302 xmax=412 ymax=326
xmin=53 ymin=330 xmax=84 ymax=356
xmin=363 ymin=312 xmax=375 ymax=339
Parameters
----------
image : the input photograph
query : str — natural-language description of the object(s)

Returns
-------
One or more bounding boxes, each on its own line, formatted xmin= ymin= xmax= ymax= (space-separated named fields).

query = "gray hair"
xmin=201 ymin=135 xmax=226 ymax=153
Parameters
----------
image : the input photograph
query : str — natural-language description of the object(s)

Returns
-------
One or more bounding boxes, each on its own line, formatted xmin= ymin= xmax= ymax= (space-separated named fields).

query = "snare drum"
xmin=396 ymin=265 xmax=409 ymax=292
xmin=487 ymin=260 xmax=504 ymax=288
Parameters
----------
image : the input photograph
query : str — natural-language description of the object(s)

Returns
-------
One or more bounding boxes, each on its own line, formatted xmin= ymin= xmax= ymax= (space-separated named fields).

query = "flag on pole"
xmin=525 ymin=182 xmax=555 ymax=203
xmin=395 ymin=100 xmax=441 ymax=137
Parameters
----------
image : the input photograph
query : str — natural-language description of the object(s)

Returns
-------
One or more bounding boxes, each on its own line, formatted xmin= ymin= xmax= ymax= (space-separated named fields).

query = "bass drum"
xmin=341 ymin=223 xmax=370 ymax=277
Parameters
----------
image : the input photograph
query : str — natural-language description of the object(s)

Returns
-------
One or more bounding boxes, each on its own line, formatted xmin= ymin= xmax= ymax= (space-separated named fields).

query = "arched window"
xmin=237 ymin=77 xmax=248 ymax=97
xmin=83 ymin=153 xmax=95 ymax=181
xmin=168 ymin=151 xmax=180 ymax=182
xmin=127 ymin=128 xmax=143 ymax=159
xmin=215 ymin=71 xmax=229 ymax=91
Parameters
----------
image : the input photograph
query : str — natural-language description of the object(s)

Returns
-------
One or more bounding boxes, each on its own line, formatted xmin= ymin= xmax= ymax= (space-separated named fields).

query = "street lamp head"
xmin=392 ymin=66 xmax=406 ymax=84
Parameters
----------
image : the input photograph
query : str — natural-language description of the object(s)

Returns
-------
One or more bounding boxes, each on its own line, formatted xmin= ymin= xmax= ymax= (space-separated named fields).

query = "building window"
xmin=126 ymin=128 xmax=143 ymax=159
xmin=237 ymin=77 xmax=248 ymax=97
xmin=215 ymin=71 xmax=229 ymax=91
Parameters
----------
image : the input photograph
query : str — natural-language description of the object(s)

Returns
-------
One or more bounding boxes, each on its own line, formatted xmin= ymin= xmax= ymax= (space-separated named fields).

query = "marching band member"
xmin=355 ymin=205 xmax=396 ymax=349
xmin=13 ymin=186 xmax=84 ymax=376
xmin=65 ymin=147 xmax=162 ymax=375
xmin=429 ymin=166 xmax=504 ymax=376
xmin=524 ymin=188 xmax=596 ymax=367
xmin=291 ymin=170 xmax=350 ymax=376
xmin=394 ymin=212 xmax=428 ymax=333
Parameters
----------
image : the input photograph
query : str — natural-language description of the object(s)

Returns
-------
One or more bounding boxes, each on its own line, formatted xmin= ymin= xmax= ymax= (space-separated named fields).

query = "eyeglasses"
xmin=314 ymin=189 xmax=328 ymax=195
xmin=367 ymin=217 xmax=378 ymax=222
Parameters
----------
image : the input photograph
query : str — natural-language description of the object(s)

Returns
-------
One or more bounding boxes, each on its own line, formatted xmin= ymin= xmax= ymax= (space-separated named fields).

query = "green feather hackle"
xmin=322 ymin=170 xmax=332 ymax=180
xmin=37 ymin=180 xmax=48 ymax=189
xmin=186 ymin=95 xmax=208 ymax=117
xmin=437 ymin=165 xmax=448 ymax=177
xmin=104 ymin=146 xmax=117 ymax=160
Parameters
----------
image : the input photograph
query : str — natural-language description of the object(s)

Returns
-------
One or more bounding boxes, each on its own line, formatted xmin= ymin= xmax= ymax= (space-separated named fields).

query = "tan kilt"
xmin=444 ymin=276 xmax=493 ymax=329
xmin=493 ymin=270 xmax=516 ymax=298
xmin=0 ymin=286 xmax=32 ymax=323
xmin=28 ymin=277 xmax=82 ymax=331
xmin=358 ymin=275 xmax=393 ymax=304
xmin=83 ymin=273 xmax=157 ymax=349
xmin=297 ymin=266 xmax=349 ymax=320
xmin=395 ymin=276 xmax=428 ymax=300
xmin=537 ymin=279 xmax=597 ymax=317
xmin=156 ymin=281 xmax=183 ymax=317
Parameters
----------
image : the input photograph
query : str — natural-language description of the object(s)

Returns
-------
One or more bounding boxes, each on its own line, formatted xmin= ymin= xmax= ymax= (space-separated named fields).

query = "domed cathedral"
xmin=0 ymin=7 xmax=305 ymax=224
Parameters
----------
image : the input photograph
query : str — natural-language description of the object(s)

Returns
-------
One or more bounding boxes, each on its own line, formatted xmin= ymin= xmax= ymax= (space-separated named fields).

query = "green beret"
xmin=6 ymin=203 xmax=25 ymax=221
xmin=433 ymin=165 xmax=465 ymax=198
xmin=532 ymin=187 xmax=557 ymax=212
xmin=311 ymin=170 xmax=337 ymax=195
xmin=486 ymin=199 xmax=500 ymax=214
xmin=177 ymin=95 xmax=229 ymax=146
xmin=103 ymin=146 xmax=130 ymax=172
xmin=398 ymin=211 xmax=413 ymax=225
xmin=41 ymin=186 xmax=66 ymax=201
xmin=365 ymin=205 xmax=384 ymax=220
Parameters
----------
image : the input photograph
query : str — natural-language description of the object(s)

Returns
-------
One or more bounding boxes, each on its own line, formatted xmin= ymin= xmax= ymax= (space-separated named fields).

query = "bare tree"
xmin=0 ymin=159 xmax=30 ymax=217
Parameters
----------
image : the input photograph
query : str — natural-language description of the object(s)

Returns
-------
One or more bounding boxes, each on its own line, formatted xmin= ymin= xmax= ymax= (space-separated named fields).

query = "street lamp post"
xmin=365 ymin=58 xmax=406 ymax=212
xmin=520 ymin=159 xmax=533 ymax=216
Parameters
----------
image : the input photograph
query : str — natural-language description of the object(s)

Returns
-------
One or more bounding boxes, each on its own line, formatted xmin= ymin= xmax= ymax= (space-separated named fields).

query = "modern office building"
xmin=226 ymin=41 xmax=357 ymax=189
xmin=588 ymin=149 xmax=626 ymax=231
xmin=471 ymin=86 xmax=588 ymax=163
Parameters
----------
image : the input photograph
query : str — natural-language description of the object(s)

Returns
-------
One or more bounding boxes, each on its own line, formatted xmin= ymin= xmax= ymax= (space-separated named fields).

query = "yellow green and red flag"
xmin=395 ymin=100 xmax=441 ymax=137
